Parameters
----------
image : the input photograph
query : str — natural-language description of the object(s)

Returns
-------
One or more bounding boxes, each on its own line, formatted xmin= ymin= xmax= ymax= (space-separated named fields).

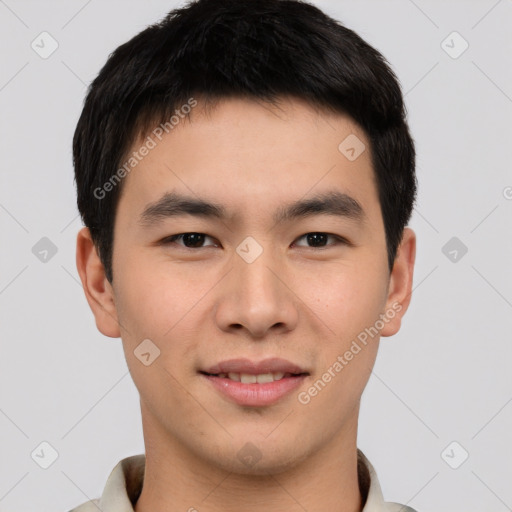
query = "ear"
xmin=380 ymin=227 xmax=416 ymax=337
xmin=76 ymin=227 xmax=121 ymax=338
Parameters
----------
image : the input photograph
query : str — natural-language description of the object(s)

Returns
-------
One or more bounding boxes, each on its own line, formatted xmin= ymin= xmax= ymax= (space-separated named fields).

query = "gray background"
xmin=0 ymin=1 xmax=511 ymax=511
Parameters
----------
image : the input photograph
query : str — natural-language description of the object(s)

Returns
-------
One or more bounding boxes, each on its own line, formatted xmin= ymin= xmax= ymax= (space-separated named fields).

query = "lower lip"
xmin=201 ymin=373 xmax=308 ymax=407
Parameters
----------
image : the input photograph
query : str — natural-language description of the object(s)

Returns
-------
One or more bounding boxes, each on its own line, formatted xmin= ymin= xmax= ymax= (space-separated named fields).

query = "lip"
xmin=199 ymin=358 xmax=309 ymax=407
xmin=201 ymin=357 xmax=308 ymax=375
xmin=201 ymin=373 xmax=308 ymax=407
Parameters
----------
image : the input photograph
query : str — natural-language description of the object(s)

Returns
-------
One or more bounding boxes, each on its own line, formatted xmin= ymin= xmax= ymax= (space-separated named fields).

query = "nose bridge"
xmin=214 ymin=235 xmax=298 ymax=337
xmin=235 ymin=233 xmax=284 ymax=305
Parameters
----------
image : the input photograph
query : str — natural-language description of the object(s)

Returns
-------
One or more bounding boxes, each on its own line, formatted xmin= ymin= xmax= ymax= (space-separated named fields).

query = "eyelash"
xmin=160 ymin=232 xmax=351 ymax=250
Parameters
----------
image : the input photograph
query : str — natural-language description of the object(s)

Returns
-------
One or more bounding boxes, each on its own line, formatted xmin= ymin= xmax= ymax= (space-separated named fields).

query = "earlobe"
xmin=76 ymin=227 xmax=121 ymax=338
xmin=380 ymin=227 xmax=416 ymax=338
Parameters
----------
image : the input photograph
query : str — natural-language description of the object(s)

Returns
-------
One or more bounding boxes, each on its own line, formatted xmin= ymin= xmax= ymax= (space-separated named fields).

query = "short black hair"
xmin=73 ymin=0 xmax=417 ymax=283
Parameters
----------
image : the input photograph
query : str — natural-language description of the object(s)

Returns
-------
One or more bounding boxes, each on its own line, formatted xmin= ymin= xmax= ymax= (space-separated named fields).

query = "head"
xmin=75 ymin=0 xmax=416 ymax=475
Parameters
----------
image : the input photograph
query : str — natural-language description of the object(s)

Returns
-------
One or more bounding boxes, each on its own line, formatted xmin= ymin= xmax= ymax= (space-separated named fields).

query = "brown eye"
xmin=293 ymin=232 xmax=348 ymax=248
xmin=162 ymin=233 xmax=218 ymax=248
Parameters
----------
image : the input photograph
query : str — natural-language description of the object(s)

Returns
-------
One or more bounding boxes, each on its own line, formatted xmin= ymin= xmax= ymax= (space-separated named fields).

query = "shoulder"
xmin=385 ymin=502 xmax=419 ymax=512
xmin=67 ymin=498 xmax=101 ymax=512
xmin=66 ymin=454 xmax=145 ymax=512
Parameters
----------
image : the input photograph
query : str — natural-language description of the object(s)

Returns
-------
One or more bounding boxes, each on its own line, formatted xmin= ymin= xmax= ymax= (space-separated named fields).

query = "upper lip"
xmin=201 ymin=358 xmax=309 ymax=375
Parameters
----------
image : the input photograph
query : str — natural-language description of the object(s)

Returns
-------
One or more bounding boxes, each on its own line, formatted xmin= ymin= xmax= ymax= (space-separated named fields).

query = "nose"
xmin=213 ymin=242 xmax=299 ymax=339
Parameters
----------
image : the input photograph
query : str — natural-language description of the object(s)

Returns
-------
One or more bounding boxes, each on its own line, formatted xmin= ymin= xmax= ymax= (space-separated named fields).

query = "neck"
xmin=134 ymin=403 xmax=363 ymax=512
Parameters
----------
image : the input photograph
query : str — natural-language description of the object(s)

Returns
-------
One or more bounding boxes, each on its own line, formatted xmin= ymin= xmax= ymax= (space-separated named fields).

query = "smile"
xmin=203 ymin=371 xmax=299 ymax=383
xmin=200 ymin=371 xmax=308 ymax=407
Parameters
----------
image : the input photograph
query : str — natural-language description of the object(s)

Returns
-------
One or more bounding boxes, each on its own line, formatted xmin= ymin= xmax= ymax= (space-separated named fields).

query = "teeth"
xmin=256 ymin=373 xmax=274 ymax=384
xmin=218 ymin=371 xmax=287 ymax=383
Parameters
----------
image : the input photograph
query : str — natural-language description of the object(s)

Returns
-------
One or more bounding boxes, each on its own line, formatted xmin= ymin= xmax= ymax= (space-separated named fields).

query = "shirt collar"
xmin=78 ymin=449 xmax=395 ymax=512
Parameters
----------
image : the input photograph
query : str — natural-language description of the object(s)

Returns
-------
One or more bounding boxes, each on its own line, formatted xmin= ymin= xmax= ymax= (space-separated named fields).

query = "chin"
xmin=203 ymin=436 xmax=312 ymax=476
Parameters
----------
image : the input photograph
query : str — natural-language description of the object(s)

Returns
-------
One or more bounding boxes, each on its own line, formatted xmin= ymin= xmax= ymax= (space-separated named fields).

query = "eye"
xmin=161 ymin=233 xmax=218 ymax=249
xmin=293 ymin=232 xmax=349 ymax=249
xmin=160 ymin=232 xmax=350 ymax=250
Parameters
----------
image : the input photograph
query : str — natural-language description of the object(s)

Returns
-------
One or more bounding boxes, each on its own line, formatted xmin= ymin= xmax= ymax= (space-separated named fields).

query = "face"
xmin=79 ymin=96 xmax=415 ymax=475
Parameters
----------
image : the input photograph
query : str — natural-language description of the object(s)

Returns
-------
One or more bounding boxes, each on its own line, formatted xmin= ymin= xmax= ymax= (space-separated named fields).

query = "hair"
xmin=73 ymin=0 xmax=417 ymax=283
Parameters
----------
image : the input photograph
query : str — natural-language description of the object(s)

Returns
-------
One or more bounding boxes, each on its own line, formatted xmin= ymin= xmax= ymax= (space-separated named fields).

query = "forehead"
xmin=116 ymin=96 xmax=381 ymax=229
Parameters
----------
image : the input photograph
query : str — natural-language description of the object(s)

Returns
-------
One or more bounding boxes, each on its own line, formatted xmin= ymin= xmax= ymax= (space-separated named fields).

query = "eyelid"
xmin=160 ymin=232 xmax=352 ymax=249
xmin=160 ymin=233 xmax=219 ymax=247
xmin=293 ymin=233 xmax=351 ymax=248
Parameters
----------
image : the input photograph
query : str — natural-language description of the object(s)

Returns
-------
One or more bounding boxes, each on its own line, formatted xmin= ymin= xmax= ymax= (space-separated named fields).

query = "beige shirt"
xmin=69 ymin=449 xmax=417 ymax=512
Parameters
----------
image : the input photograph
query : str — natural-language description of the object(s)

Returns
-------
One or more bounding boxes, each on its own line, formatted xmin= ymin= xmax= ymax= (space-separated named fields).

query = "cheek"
xmin=294 ymin=260 xmax=388 ymax=340
xmin=296 ymin=270 xmax=382 ymax=418
xmin=113 ymin=263 xmax=204 ymax=412
xmin=113 ymin=255 xmax=214 ymax=376
xmin=293 ymin=259 xmax=386 ymax=400
xmin=114 ymin=253 xmax=187 ymax=334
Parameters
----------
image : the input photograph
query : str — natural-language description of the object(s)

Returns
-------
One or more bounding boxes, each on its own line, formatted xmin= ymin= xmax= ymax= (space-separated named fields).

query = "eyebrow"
xmin=139 ymin=190 xmax=366 ymax=227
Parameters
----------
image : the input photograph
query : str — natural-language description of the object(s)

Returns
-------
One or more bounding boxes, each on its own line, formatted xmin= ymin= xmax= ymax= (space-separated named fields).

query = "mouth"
xmin=200 ymin=357 xmax=309 ymax=377
xmin=199 ymin=370 xmax=308 ymax=383
xmin=198 ymin=358 xmax=310 ymax=407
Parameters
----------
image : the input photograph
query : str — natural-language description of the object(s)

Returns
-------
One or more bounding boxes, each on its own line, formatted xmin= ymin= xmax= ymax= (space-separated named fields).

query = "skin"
xmin=76 ymin=96 xmax=416 ymax=512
